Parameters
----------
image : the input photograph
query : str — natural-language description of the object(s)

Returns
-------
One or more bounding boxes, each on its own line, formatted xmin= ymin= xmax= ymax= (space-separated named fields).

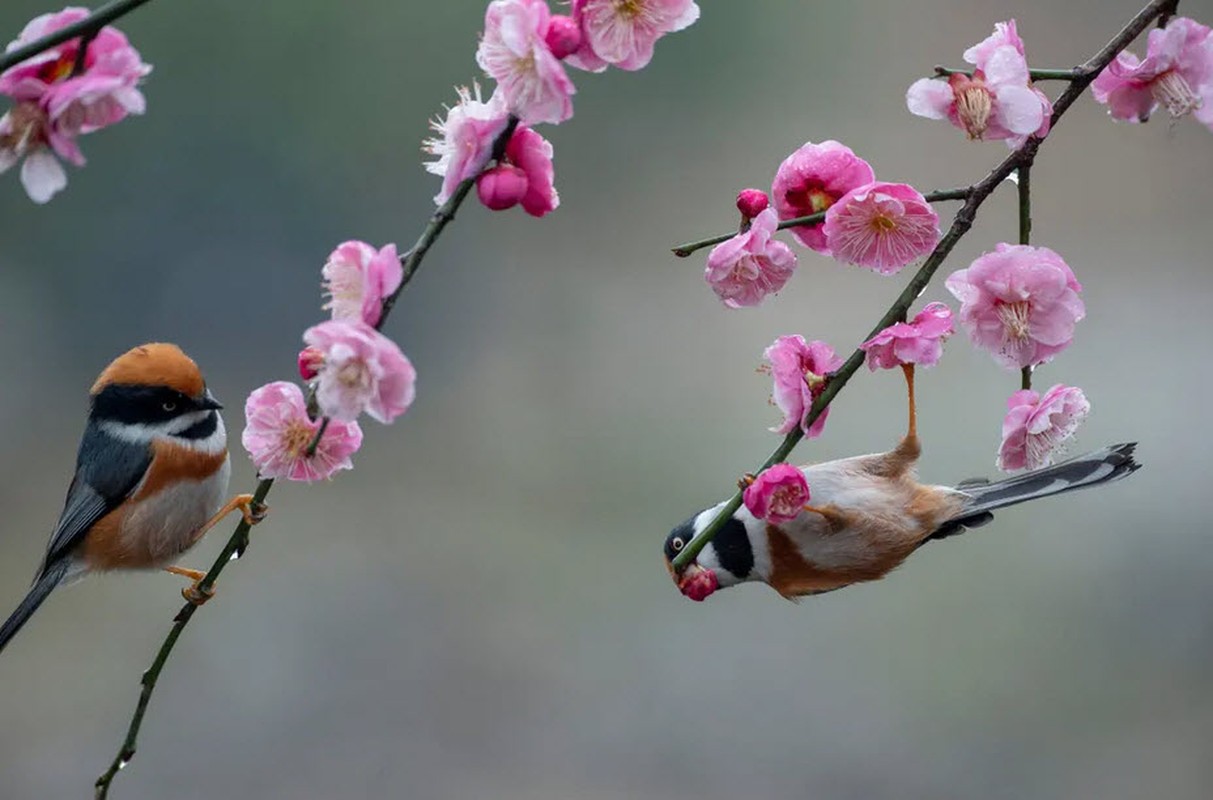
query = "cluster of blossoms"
xmin=704 ymin=16 xmax=1159 ymax=473
xmin=704 ymin=140 xmax=943 ymax=308
xmin=0 ymin=7 xmax=151 ymax=203
xmin=242 ymin=242 xmax=417 ymax=482
xmin=424 ymin=0 xmax=699 ymax=216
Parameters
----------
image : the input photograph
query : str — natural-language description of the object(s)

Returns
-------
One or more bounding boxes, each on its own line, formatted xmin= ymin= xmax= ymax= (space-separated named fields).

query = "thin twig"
xmin=671 ymin=0 xmax=1180 ymax=572
xmin=933 ymin=65 xmax=1088 ymax=81
xmin=1017 ymin=163 xmax=1033 ymax=390
xmin=671 ymin=187 xmax=971 ymax=258
xmin=0 ymin=0 xmax=156 ymax=73
xmin=93 ymin=115 xmax=519 ymax=800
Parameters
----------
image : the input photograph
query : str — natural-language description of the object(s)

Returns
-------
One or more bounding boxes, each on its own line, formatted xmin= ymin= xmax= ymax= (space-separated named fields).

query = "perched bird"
xmin=0 ymin=343 xmax=265 ymax=653
xmin=665 ymin=366 xmax=1140 ymax=601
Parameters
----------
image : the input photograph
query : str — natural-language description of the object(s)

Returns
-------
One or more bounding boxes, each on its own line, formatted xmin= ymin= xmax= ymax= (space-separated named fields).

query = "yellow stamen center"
xmin=997 ymin=300 xmax=1032 ymax=341
xmin=282 ymin=420 xmax=315 ymax=459
xmin=1151 ymin=70 xmax=1202 ymax=118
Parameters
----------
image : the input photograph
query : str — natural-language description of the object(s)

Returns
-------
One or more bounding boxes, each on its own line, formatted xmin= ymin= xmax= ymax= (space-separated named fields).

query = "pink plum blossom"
xmin=770 ymin=140 xmax=875 ymax=254
xmin=0 ymin=8 xmax=151 ymax=203
xmin=504 ymin=125 xmax=558 ymax=216
xmin=998 ymin=384 xmax=1090 ymax=472
xmin=1091 ymin=16 xmax=1213 ymax=129
xmin=476 ymin=0 xmax=576 ymax=125
xmin=423 ymin=83 xmax=511 ymax=205
xmin=743 ymin=463 xmax=812 ymax=524
xmin=242 ymin=381 xmax=363 ymax=482
xmin=822 ymin=181 xmax=941 ymax=274
xmin=946 ymin=243 xmax=1085 ymax=370
xmin=476 ymin=163 xmax=529 ymax=210
xmin=907 ymin=19 xmax=1051 ymax=145
xmin=566 ymin=0 xmax=700 ymax=72
xmin=763 ymin=335 xmax=844 ymax=439
xmin=735 ymin=188 xmax=769 ymax=219
xmin=704 ymin=208 xmax=797 ymax=309
xmin=0 ymin=101 xmax=81 ymax=203
xmin=304 ymin=320 xmax=417 ymax=424
xmin=860 ymin=302 xmax=954 ymax=370
xmin=321 ymin=241 xmax=403 ymax=327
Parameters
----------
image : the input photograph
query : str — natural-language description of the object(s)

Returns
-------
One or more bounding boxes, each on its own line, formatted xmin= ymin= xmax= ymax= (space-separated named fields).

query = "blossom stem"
xmin=933 ymin=66 xmax=1088 ymax=81
xmin=671 ymin=188 xmax=971 ymax=258
xmin=93 ymin=116 xmax=521 ymax=800
xmin=0 ymin=0 xmax=157 ymax=72
xmin=1017 ymin=164 xmax=1032 ymax=391
xmin=671 ymin=0 xmax=1182 ymax=573
xmin=1021 ymin=366 xmax=1033 ymax=391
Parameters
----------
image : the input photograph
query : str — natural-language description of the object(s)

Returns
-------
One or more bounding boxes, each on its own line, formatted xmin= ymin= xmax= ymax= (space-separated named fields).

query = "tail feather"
xmin=929 ymin=443 xmax=1141 ymax=541
xmin=0 ymin=561 xmax=68 ymax=654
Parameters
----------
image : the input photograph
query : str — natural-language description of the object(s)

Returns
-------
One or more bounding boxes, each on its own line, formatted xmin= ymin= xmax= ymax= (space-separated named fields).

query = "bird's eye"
xmin=162 ymin=401 xmax=177 ymax=412
xmin=671 ymin=537 xmax=685 ymax=552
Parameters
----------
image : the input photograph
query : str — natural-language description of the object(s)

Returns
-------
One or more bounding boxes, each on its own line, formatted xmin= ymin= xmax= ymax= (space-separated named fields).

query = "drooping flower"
xmin=297 ymin=346 xmax=324 ymax=382
xmin=476 ymin=0 xmax=576 ymax=125
xmin=0 ymin=7 xmax=151 ymax=203
xmin=770 ymin=140 xmax=875 ymax=254
xmin=763 ymin=335 xmax=844 ymax=439
xmin=676 ymin=564 xmax=718 ymax=602
xmin=304 ymin=320 xmax=417 ymax=424
xmin=743 ymin=463 xmax=811 ymax=524
xmin=1091 ymin=16 xmax=1213 ymax=129
xmin=423 ymin=83 xmax=511 ymax=205
xmin=566 ymin=0 xmax=700 ymax=72
xmin=998 ymin=384 xmax=1090 ymax=472
xmin=476 ymin=163 xmax=529 ymax=210
xmin=504 ymin=125 xmax=558 ymax=216
xmin=860 ymin=302 xmax=954 ymax=370
xmin=0 ymin=101 xmax=81 ymax=203
xmin=321 ymin=241 xmax=403 ymax=327
xmin=946 ymin=243 xmax=1085 ymax=370
xmin=704 ymin=208 xmax=797 ymax=308
xmin=906 ymin=19 xmax=1051 ymax=145
xmin=822 ymin=181 xmax=941 ymax=274
xmin=242 ymin=381 xmax=363 ymax=482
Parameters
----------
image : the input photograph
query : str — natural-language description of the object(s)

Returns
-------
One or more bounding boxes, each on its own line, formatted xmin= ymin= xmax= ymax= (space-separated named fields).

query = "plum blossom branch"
xmin=1017 ymin=163 xmax=1033 ymax=390
xmin=92 ymin=110 xmax=519 ymax=800
xmin=0 ymin=0 xmax=155 ymax=72
xmin=671 ymin=187 xmax=971 ymax=257
xmin=671 ymin=0 xmax=1182 ymax=573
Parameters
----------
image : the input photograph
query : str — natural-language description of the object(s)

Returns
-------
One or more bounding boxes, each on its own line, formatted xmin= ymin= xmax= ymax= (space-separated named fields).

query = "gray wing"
xmin=40 ymin=420 xmax=152 ymax=576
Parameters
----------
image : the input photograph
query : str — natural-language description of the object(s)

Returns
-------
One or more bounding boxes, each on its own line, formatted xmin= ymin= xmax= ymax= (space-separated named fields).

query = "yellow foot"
xmin=234 ymin=493 xmax=269 ymax=526
xmin=737 ymin=473 xmax=757 ymax=491
xmin=163 ymin=565 xmax=215 ymax=606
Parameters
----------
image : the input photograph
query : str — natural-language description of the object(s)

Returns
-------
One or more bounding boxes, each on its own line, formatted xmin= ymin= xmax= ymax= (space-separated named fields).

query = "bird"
xmin=0 ymin=343 xmax=266 ymax=653
xmin=664 ymin=365 xmax=1141 ymax=601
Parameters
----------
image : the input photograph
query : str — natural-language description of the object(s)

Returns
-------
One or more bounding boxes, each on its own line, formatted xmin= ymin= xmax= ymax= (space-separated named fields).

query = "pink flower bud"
xmin=735 ymin=188 xmax=770 ymax=219
xmin=297 ymin=346 xmax=324 ymax=381
xmin=476 ymin=164 xmax=529 ymax=211
xmin=544 ymin=14 xmax=583 ymax=60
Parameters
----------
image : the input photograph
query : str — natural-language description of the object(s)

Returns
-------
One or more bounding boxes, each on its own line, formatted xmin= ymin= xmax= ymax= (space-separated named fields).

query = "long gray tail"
xmin=929 ymin=443 xmax=1141 ymax=541
xmin=0 ymin=561 xmax=68 ymax=654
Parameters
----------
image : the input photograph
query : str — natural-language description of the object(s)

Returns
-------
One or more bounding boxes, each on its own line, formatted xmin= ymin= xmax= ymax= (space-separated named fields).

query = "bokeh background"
xmin=2 ymin=1 xmax=1212 ymax=797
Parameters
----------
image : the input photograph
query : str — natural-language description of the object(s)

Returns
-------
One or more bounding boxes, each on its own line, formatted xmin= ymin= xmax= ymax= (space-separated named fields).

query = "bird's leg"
xmin=902 ymin=362 xmax=918 ymax=443
xmin=162 ymin=565 xmax=214 ymax=605
xmin=185 ymin=493 xmax=268 ymax=549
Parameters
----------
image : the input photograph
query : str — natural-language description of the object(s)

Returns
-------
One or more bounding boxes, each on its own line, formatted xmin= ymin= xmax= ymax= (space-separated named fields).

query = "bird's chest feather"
xmin=88 ymin=442 xmax=230 ymax=569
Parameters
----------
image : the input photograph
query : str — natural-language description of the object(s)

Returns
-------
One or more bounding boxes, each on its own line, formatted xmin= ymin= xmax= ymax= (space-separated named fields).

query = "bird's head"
xmin=89 ymin=343 xmax=223 ymax=440
xmin=664 ymin=502 xmax=764 ymax=602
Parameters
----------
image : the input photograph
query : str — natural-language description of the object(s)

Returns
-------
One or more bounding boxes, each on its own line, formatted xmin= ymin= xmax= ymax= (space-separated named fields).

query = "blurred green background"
xmin=2 ymin=1 xmax=1212 ymax=798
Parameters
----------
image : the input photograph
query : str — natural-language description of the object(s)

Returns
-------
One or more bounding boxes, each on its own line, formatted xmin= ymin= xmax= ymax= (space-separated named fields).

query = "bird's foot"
xmin=163 ymin=565 xmax=215 ymax=606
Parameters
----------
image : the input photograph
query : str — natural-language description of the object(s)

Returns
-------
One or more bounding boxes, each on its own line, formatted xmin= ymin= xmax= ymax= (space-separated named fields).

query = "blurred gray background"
xmin=2 ymin=1 xmax=1212 ymax=798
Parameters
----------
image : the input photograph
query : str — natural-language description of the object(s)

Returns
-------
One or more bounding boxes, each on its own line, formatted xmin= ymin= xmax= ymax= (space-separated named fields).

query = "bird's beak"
xmin=198 ymin=388 xmax=223 ymax=411
xmin=675 ymin=563 xmax=719 ymax=602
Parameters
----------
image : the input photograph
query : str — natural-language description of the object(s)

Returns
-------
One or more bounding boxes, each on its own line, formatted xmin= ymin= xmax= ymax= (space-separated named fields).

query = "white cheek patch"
xmin=99 ymin=412 xmax=228 ymax=455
